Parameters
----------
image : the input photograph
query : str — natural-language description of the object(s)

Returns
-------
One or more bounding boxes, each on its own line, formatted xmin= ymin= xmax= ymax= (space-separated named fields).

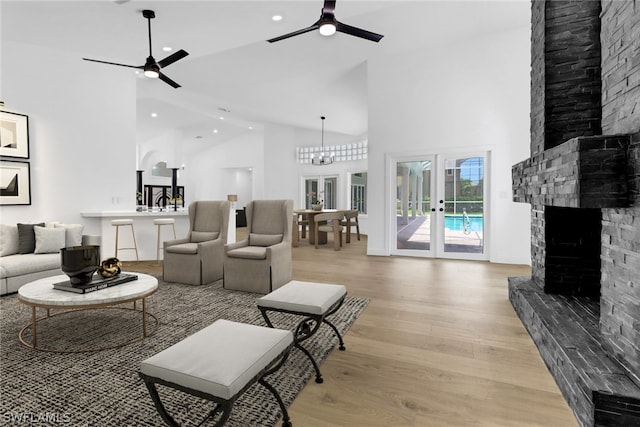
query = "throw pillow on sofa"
xmin=34 ymin=226 xmax=66 ymax=254
xmin=17 ymin=222 xmax=45 ymax=254
xmin=0 ymin=224 xmax=19 ymax=256
xmin=54 ymin=223 xmax=84 ymax=247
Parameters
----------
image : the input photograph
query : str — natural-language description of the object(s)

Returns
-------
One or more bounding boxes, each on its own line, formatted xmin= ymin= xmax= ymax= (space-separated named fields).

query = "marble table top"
xmin=17 ymin=272 xmax=158 ymax=307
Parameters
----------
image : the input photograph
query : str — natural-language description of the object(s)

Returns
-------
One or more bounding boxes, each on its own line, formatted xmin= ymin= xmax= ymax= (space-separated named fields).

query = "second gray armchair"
xmin=224 ymin=199 xmax=293 ymax=294
xmin=163 ymin=200 xmax=230 ymax=286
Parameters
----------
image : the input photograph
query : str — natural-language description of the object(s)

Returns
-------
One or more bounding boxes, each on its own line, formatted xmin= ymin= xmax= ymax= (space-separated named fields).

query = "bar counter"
xmin=81 ymin=210 xmax=190 ymax=261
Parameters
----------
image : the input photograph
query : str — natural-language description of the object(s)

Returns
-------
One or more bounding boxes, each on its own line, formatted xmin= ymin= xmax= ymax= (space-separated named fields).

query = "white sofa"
xmin=0 ymin=223 xmax=85 ymax=295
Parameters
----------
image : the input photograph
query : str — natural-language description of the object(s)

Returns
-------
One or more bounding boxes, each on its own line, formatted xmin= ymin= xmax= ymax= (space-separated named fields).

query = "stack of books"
xmin=53 ymin=273 xmax=138 ymax=294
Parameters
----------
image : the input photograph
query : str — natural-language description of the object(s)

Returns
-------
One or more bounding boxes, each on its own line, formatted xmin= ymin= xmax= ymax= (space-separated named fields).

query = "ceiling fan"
xmin=83 ymin=10 xmax=188 ymax=88
xmin=267 ymin=0 xmax=384 ymax=43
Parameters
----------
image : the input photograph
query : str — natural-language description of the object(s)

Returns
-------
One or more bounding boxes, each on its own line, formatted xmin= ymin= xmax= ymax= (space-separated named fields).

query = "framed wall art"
xmin=0 ymin=111 xmax=30 ymax=158
xmin=0 ymin=160 xmax=31 ymax=205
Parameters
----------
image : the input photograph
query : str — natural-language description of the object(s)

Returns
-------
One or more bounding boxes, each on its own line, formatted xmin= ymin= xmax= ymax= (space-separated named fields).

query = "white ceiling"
xmin=2 ymin=0 xmax=530 ymax=145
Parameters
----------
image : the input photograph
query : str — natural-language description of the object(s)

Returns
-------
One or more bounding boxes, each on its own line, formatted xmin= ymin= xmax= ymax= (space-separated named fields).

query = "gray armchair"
xmin=223 ymin=199 xmax=293 ymax=293
xmin=163 ymin=200 xmax=230 ymax=285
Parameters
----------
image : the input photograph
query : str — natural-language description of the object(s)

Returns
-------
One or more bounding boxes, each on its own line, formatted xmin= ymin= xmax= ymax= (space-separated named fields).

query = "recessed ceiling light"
xmin=272 ymin=15 xmax=283 ymax=22
xmin=213 ymin=129 xmax=219 ymax=134
xmin=248 ymin=126 xmax=253 ymax=130
xmin=219 ymin=116 xmax=224 ymax=120
xmin=151 ymin=113 xmax=158 ymax=118
xmin=162 ymin=46 xmax=172 ymax=52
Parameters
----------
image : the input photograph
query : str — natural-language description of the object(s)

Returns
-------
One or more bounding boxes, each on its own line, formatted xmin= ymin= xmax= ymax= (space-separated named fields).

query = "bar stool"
xmin=153 ymin=218 xmax=176 ymax=261
xmin=111 ymin=219 xmax=139 ymax=260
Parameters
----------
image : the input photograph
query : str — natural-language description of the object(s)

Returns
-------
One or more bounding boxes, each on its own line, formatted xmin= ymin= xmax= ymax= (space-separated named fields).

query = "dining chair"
xmin=340 ymin=209 xmax=361 ymax=243
xmin=314 ymin=211 xmax=344 ymax=251
xmin=298 ymin=212 xmax=310 ymax=239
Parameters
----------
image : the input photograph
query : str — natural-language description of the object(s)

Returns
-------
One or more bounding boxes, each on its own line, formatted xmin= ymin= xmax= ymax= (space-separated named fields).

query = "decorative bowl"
xmin=60 ymin=245 xmax=101 ymax=285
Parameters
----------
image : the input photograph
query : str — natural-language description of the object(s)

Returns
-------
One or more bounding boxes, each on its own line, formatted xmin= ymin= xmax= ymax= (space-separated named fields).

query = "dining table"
xmin=294 ymin=209 xmax=344 ymax=245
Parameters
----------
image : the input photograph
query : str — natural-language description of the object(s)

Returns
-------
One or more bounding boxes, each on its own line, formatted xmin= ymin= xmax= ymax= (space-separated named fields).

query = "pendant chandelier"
xmin=312 ymin=116 xmax=334 ymax=165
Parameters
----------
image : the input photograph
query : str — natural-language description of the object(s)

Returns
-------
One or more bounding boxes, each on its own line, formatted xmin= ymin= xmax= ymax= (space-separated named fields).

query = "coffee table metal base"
xmin=19 ymin=298 xmax=158 ymax=354
xmin=17 ymin=272 xmax=159 ymax=353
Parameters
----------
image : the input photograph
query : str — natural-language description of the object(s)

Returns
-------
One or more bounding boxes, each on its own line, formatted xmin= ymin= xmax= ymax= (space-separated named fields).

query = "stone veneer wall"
xmin=599 ymin=0 xmax=640 ymax=388
xmin=544 ymin=1 xmax=602 ymax=149
xmin=527 ymin=1 xmax=603 ymax=287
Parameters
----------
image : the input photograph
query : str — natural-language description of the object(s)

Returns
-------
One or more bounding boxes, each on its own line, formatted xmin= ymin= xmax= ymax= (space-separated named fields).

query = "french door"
xmin=303 ymin=176 xmax=338 ymax=209
xmin=391 ymin=152 xmax=488 ymax=260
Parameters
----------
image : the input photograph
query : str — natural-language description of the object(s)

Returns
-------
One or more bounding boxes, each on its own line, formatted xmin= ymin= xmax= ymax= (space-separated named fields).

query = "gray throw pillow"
xmin=17 ymin=222 xmax=45 ymax=254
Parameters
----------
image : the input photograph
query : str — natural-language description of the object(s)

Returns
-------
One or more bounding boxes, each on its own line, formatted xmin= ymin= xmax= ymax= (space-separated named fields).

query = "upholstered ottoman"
xmin=257 ymin=281 xmax=347 ymax=384
xmin=139 ymin=319 xmax=294 ymax=427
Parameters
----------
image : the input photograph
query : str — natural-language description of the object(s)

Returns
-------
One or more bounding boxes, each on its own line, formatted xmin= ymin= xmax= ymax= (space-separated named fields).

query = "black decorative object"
xmin=60 ymin=245 xmax=101 ymax=285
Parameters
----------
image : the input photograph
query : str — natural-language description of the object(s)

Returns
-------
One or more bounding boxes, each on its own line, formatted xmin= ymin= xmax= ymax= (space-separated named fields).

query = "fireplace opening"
xmin=544 ymin=206 xmax=601 ymax=298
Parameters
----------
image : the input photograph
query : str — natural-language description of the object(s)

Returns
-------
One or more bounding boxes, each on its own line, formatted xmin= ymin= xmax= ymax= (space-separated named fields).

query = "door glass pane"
xmin=350 ymin=172 xmax=367 ymax=214
xmin=324 ymin=177 xmax=337 ymax=209
xmin=443 ymin=156 xmax=484 ymax=253
xmin=305 ymin=179 xmax=318 ymax=209
xmin=396 ymin=160 xmax=432 ymax=251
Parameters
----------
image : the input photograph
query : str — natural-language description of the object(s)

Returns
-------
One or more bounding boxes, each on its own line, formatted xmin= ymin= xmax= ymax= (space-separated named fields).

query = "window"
xmin=350 ymin=172 xmax=367 ymax=214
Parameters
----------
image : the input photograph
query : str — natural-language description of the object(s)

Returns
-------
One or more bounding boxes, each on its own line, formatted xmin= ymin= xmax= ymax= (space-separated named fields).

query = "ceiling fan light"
xmin=144 ymin=69 xmax=159 ymax=78
xmin=319 ymin=23 xmax=336 ymax=36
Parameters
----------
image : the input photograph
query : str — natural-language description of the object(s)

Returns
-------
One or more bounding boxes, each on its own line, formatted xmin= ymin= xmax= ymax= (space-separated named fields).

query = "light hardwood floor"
xmin=126 ymin=230 xmax=578 ymax=427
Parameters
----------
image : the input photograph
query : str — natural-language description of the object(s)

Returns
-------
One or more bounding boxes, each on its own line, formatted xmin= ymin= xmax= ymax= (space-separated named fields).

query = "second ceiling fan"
xmin=267 ymin=0 xmax=384 ymax=43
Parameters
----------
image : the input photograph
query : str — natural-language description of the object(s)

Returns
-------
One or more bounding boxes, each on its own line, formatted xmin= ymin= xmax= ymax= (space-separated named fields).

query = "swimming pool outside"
xmin=445 ymin=215 xmax=483 ymax=232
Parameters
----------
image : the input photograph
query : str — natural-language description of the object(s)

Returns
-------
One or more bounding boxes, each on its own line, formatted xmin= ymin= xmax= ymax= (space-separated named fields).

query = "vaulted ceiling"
xmin=2 ymin=0 xmax=530 ymax=144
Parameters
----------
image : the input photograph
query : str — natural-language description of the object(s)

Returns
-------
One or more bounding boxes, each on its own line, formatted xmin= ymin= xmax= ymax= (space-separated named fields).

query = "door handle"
xmin=439 ymin=208 xmax=444 ymax=212
xmin=439 ymin=200 xmax=444 ymax=204
xmin=431 ymin=208 xmax=436 ymax=212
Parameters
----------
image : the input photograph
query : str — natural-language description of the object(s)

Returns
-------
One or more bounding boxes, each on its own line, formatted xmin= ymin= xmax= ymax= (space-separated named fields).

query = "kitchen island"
xmin=80 ymin=210 xmax=190 ymax=261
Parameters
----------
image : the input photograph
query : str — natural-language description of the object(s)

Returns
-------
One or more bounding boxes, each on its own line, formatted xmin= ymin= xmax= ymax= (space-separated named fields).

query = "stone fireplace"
xmin=509 ymin=1 xmax=640 ymax=426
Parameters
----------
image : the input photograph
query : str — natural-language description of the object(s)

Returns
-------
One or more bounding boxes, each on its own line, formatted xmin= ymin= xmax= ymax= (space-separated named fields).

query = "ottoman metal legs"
xmin=257 ymin=281 xmax=347 ymax=384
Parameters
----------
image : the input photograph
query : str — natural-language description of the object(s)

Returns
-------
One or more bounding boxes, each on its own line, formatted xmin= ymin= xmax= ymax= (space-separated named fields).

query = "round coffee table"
xmin=17 ymin=272 xmax=159 ymax=353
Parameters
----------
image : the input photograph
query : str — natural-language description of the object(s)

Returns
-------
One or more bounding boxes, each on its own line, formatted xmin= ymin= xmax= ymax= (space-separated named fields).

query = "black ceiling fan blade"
xmin=82 ymin=58 xmax=143 ymax=69
xmin=158 ymin=72 xmax=181 ymax=88
xmin=323 ymin=0 xmax=336 ymax=13
xmin=267 ymin=24 xmax=319 ymax=43
xmin=157 ymin=49 xmax=189 ymax=69
xmin=336 ymin=21 xmax=384 ymax=42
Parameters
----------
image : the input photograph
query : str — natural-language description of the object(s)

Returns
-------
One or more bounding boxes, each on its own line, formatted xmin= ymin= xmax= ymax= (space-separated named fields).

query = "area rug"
xmin=0 ymin=278 xmax=368 ymax=426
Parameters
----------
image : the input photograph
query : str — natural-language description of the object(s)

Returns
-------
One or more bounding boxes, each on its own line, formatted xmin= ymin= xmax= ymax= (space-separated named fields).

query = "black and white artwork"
xmin=0 ymin=111 xmax=30 ymax=159
xmin=0 ymin=160 xmax=31 ymax=205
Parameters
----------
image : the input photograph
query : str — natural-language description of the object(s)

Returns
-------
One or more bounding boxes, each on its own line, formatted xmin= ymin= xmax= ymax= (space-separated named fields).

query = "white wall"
xmin=0 ymin=41 xmax=136 ymax=235
xmin=178 ymin=130 xmax=265 ymax=203
xmin=367 ymin=26 xmax=531 ymax=264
